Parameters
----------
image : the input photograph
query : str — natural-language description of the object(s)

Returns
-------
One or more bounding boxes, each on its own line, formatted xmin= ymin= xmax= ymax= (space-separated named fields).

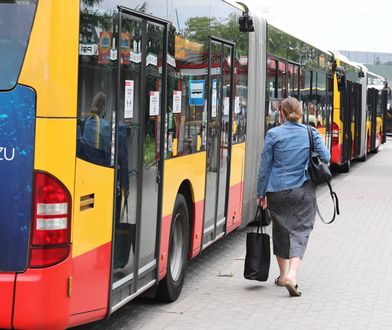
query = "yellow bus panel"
xmin=19 ymin=0 xmax=79 ymax=118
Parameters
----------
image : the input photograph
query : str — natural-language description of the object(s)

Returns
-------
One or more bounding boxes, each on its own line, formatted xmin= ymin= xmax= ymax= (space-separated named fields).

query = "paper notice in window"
xmin=235 ymin=96 xmax=241 ymax=114
xmin=149 ymin=91 xmax=160 ymax=116
xmin=124 ymin=80 xmax=134 ymax=119
xmin=173 ymin=90 xmax=182 ymax=114
xmin=224 ymin=97 xmax=230 ymax=116
xmin=212 ymin=89 xmax=217 ymax=118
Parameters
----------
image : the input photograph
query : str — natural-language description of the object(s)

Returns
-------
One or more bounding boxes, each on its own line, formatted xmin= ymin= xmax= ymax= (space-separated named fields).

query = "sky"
xmin=243 ymin=0 xmax=392 ymax=54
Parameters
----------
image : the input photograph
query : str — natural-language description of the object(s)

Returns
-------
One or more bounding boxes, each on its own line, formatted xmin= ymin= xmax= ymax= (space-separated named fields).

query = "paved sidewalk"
xmin=80 ymin=139 xmax=392 ymax=330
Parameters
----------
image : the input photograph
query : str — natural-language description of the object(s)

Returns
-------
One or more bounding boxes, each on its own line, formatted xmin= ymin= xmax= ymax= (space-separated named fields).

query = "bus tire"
xmin=359 ymin=148 xmax=367 ymax=162
xmin=157 ymin=193 xmax=189 ymax=302
xmin=340 ymin=160 xmax=350 ymax=173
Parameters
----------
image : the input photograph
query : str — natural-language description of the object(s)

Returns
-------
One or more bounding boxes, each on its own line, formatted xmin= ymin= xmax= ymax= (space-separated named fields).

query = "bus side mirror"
xmin=336 ymin=67 xmax=346 ymax=92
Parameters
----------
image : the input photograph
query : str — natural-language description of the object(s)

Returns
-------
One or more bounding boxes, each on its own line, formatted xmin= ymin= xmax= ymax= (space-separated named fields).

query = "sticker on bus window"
xmin=212 ymin=89 xmax=217 ymax=118
xmin=189 ymin=80 xmax=205 ymax=106
xmin=150 ymin=91 xmax=160 ymax=116
xmin=224 ymin=97 xmax=230 ymax=116
xmin=124 ymin=80 xmax=134 ymax=119
xmin=235 ymin=96 xmax=241 ymax=114
xmin=173 ymin=90 xmax=182 ymax=114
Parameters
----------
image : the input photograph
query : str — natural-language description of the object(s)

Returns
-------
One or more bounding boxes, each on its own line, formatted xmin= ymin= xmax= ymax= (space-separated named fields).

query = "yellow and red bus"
xmin=364 ymin=70 xmax=387 ymax=153
xmin=0 ymin=0 xmax=251 ymax=328
xmin=329 ymin=55 xmax=387 ymax=171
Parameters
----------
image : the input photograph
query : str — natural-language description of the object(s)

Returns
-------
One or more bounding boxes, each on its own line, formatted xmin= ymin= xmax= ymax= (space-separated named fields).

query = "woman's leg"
xmin=276 ymin=256 xmax=289 ymax=282
xmin=286 ymin=257 xmax=301 ymax=285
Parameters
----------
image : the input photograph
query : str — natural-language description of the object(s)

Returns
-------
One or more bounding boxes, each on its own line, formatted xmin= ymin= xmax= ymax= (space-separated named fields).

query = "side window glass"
xmin=165 ymin=33 xmax=208 ymax=158
xmin=77 ymin=5 xmax=115 ymax=167
xmin=277 ymin=61 xmax=285 ymax=99
xmin=233 ymin=54 xmax=248 ymax=144
xmin=267 ymin=58 xmax=277 ymax=99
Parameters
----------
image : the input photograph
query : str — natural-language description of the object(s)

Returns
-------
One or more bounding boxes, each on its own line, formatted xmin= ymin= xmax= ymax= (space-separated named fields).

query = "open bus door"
xmin=110 ymin=7 xmax=168 ymax=312
xmin=369 ymin=88 xmax=378 ymax=151
xmin=353 ymin=82 xmax=362 ymax=158
xmin=202 ymin=37 xmax=235 ymax=249
xmin=341 ymin=80 xmax=352 ymax=168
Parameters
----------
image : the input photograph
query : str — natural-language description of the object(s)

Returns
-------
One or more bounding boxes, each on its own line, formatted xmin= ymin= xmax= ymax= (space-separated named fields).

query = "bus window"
xmin=287 ymin=64 xmax=294 ymax=96
xmin=267 ymin=58 xmax=277 ymax=99
xmin=316 ymin=71 xmax=326 ymax=128
xmin=166 ymin=34 xmax=208 ymax=158
xmin=277 ymin=61 xmax=286 ymax=98
xmin=0 ymin=0 xmax=37 ymax=90
xmin=301 ymin=70 xmax=312 ymax=122
xmin=377 ymin=90 xmax=383 ymax=117
xmin=292 ymin=66 xmax=300 ymax=99
xmin=77 ymin=8 xmax=116 ymax=167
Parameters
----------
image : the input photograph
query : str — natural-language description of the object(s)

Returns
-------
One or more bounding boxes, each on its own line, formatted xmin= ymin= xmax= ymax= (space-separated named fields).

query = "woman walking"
xmin=256 ymin=97 xmax=330 ymax=296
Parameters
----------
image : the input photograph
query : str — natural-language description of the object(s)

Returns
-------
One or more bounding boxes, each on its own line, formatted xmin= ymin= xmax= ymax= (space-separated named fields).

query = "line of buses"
xmin=0 ymin=1 xmax=388 ymax=329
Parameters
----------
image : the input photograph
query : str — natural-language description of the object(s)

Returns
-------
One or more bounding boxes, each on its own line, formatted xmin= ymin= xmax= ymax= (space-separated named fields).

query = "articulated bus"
xmin=0 ymin=1 xmax=387 ymax=329
xmin=328 ymin=56 xmax=388 ymax=171
xmin=364 ymin=70 xmax=388 ymax=150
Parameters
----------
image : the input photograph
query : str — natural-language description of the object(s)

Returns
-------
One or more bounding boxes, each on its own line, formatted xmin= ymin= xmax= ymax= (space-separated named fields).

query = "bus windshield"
xmin=0 ymin=0 xmax=37 ymax=90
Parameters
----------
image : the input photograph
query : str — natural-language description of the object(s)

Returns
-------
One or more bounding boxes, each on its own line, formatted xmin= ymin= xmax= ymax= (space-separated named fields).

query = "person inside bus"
xmin=81 ymin=92 xmax=111 ymax=166
xmin=256 ymin=96 xmax=330 ymax=297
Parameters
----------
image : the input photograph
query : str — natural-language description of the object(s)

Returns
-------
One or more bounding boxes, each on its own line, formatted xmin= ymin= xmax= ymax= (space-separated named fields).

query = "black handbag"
xmin=307 ymin=126 xmax=340 ymax=224
xmin=307 ymin=125 xmax=332 ymax=185
xmin=244 ymin=206 xmax=271 ymax=281
xmin=114 ymin=198 xmax=136 ymax=269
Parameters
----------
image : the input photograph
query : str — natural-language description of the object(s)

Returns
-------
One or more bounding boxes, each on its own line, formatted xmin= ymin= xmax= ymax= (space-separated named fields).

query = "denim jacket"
xmin=256 ymin=120 xmax=331 ymax=198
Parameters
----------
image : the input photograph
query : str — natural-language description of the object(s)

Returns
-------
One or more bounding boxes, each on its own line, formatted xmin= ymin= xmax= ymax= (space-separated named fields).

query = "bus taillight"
xmin=332 ymin=122 xmax=339 ymax=146
xmin=29 ymin=172 xmax=71 ymax=268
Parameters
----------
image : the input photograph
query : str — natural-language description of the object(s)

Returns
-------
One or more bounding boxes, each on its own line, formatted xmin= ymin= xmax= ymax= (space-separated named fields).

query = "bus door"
xmin=353 ymin=82 xmax=362 ymax=157
xmin=341 ymin=81 xmax=352 ymax=164
xmin=325 ymin=74 xmax=334 ymax=151
xmin=369 ymin=88 xmax=377 ymax=150
xmin=203 ymin=38 xmax=235 ymax=248
xmin=382 ymin=88 xmax=388 ymax=143
xmin=111 ymin=8 xmax=167 ymax=310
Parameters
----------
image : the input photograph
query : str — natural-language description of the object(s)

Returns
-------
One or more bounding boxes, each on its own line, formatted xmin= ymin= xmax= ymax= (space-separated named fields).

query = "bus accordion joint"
xmin=29 ymin=171 xmax=72 ymax=268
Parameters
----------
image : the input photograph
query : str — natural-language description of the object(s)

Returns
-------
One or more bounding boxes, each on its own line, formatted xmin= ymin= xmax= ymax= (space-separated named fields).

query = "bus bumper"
xmin=12 ymin=256 xmax=72 ymax=330
xmin=0 ymin=274 xmax=16 ymax=329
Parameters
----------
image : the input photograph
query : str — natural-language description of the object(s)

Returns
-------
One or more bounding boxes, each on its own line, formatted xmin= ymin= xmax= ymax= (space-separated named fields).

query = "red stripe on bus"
xmin=226 ymin=181 xmax=244 ymax=234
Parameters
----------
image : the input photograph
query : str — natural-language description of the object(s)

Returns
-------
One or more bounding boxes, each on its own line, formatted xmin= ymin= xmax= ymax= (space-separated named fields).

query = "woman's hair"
xmin=280 ymin=97 xmax=303 ymax=122
xmin=90 ymin=92 xmax=106 ymax=117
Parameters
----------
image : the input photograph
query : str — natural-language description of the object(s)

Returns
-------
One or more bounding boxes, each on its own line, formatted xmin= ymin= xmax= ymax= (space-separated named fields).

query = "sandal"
xmin=285 ymin=279 xmax=302 ymax=297
xmin=274 ymin=276 xmax=286 ymax=287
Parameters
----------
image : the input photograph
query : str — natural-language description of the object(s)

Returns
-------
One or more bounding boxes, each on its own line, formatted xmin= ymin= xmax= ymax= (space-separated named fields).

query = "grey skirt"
xmin=267 ymin=181 xmax=316 ymax=259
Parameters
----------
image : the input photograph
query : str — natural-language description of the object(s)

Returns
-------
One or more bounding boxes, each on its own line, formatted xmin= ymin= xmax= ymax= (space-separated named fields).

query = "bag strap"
xmin=306 ymin=125 xmax=314 ymax=158
xmin=120 ymin=189 xmax=129 ymax=223
xmin=316 ymin=181 xmax=340 ymax=224
xmin=254 ymin=206 xmax=266 ymax=234
xmin=307 ymin=125 xmax=340 ymax=224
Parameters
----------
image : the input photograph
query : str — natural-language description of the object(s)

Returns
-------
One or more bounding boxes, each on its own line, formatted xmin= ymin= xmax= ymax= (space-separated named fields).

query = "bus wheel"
xmin=359 ymin=148 xmax=367 ymax=162
xmin=340 ymin=160 xmax=351 ymax=173
xmin=157 ymin=194 xmax=189 ymax=302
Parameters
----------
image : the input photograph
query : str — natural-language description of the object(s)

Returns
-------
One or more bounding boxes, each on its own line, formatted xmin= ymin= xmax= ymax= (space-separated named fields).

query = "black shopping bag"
xmin=244 ymin=206 xmax=271 ymax=281
xmin=114 ymin=197 xmax=136 ymax=269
